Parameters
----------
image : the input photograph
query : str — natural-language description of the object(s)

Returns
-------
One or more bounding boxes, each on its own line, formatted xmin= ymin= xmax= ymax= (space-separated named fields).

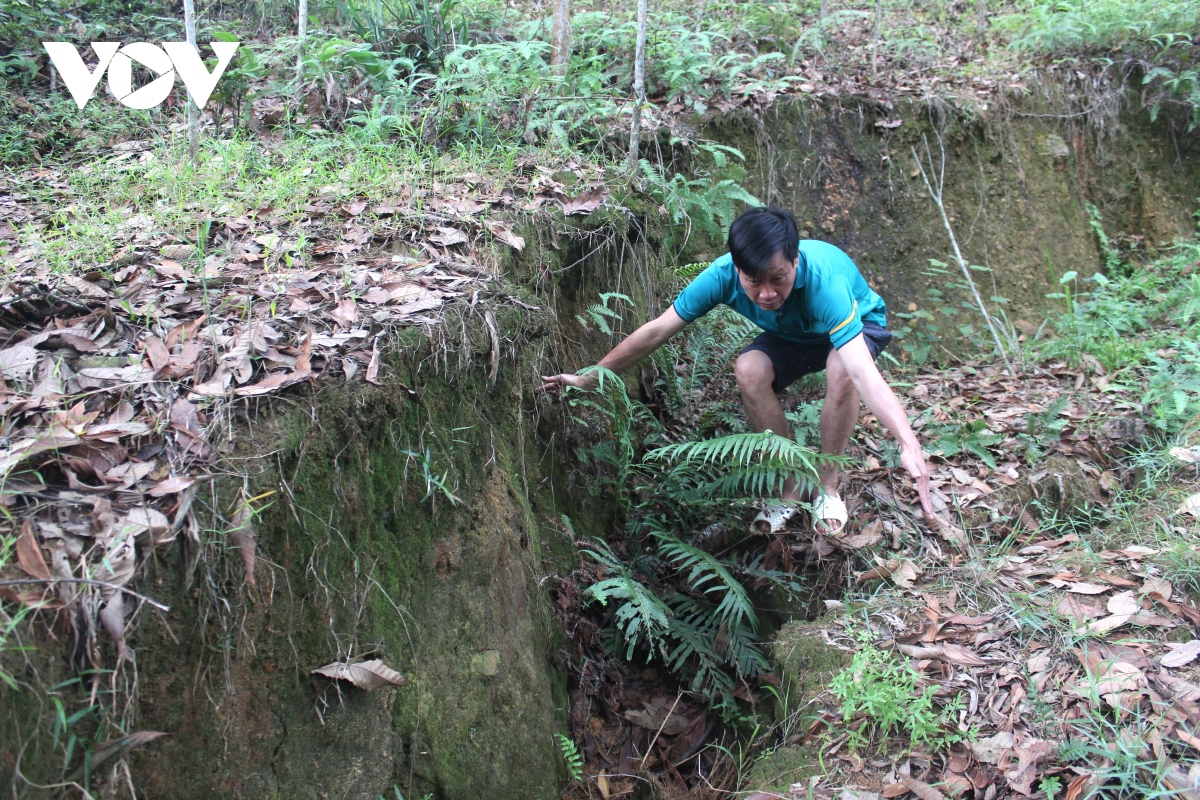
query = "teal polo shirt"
xmin=672 ymin=240 xmax=887 ymax=349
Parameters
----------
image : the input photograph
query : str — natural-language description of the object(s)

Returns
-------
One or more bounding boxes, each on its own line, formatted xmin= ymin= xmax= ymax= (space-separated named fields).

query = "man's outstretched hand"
xmin=900 ymin=442 xmax=938 ymax=529
xmin=539 ymin=372 xmax=598 ymax=398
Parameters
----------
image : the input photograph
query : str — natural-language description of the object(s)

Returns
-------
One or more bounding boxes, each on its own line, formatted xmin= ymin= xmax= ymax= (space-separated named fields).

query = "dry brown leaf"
xmin=971 ymin=731 xmax=1015 ymax=765
xmin=61 ymin=274 xmax=109 ymax=298
xmin=365 ymin=341 xmax=382 ymax=386
xmin=428 ymin=226 xmax=468 ymax=247
xmin=890 ymin=559 xmax=922 ymax=589
xmin=1026 ymin=654 xmax=1051 ymax=673
xmin=486 ymin=220 xmax=525 ymax=252
xmin=312 ymin=658 xmax=407 ymax=690
xmin=94 ymin=532 xmax=136 ymax=591
xmin=228 ymin=504 xmax=257 ymax=590
xmin=940 ymin=774 xmax=972 ymax=798
xmin=1170 ymin=446 xmax=1200 ymax=464
xmin=395 ymin=295 xmax=444 ymax=317
xmin=332 ymin=298 xmax=358 ymax=327
xmin=931 ymin=513 xmax=968 ymax=545
xmin=1107 ymin=590 xmax=1140 ymax=615
xmin=857 ymin=559 xmax=900 ymax=582
xmin=1162 ymin=641 xmax=1200 ymax=669
xmin=148 ymin=475 xmax=195 ymax=497
xmin=1177 ymin=493 xmax=1200 ymax=518
xmin=1082 ymin=613 xmax=1132 ymax=635
xmin=896 ymin=642 xmax=986 ymax=667
xmin=561 ymin=186 xmax=608 ymax=215
xmin=1066 ymin=582 xmax=1110 ymax=595
xmin=900 ymin=776 xmax=947 ymax=800
xmin=233 ymin=367 xmax=312 ymax=397
xmin=1005 ymin=739 xmax=1050 ymax=795
xmin=160 ymin=244 xmax=193 ymax=259
xmin=0 ymin=344 xmax=38 ymax=380
xmin=192 ymin=366 xmax=232 ymax=396
xmin=99 ymin=592 xmax=127 ymax=663
xmin=15 ymin=518 xmax=51 ymax=580
xmin=124 ymin=507 xmax=170 ymax=542
xmin=1057 ymin=594 xmax=1105 ymax=622
xmin=363 ymin=286 xmax=391 ymax=304
xmin=1064 ymin=774 xmax=1091 ymax=800
xmin=1142 ymin=577 xmax=1173 ymax=602
xmin=840 ymin=518 xmax=883 ymax=549
xmin=140 ymin=335 xmax=170 ymax=375
xmin=1094 ymin=661 xmax=1146 ymax=694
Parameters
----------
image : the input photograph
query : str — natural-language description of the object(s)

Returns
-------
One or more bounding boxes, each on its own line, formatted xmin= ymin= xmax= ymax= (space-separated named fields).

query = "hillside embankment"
xmin=1 ymin=86 xmax=1199 ymax=799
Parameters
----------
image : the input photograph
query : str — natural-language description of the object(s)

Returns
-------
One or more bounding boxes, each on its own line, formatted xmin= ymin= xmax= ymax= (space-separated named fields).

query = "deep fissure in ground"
xmin=2 ymin=90 xmax=1199 ymax=799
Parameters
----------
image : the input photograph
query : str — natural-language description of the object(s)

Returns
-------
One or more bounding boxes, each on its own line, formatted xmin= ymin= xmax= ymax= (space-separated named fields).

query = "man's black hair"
xmin=727 ymin=206 xmax=800 ymax=280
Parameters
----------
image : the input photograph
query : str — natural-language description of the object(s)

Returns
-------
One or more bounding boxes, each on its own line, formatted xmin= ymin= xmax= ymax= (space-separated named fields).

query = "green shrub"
xmin=830 ymin=645 xmax=967 ymax=751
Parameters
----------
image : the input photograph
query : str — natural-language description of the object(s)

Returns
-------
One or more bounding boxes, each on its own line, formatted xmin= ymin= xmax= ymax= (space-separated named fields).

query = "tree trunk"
xmin=297 ymin=0 xmax=308 ymax=80
xmin=976 ymin=0 xmax=987 ymax=38
xmin=627 ymin=0 xmax=648 ymax=175
xmin=183 ymin=0 xmax=199 ymax=163
xmin=819 ymin=0 xmax=827 ymax=21
xmin=550 ymin=0 xmax=571 ymax=77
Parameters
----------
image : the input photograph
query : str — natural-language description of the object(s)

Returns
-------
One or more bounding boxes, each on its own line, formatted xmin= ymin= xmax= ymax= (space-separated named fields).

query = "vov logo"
xmin=42 ymin=41 xmax=239 ymax=110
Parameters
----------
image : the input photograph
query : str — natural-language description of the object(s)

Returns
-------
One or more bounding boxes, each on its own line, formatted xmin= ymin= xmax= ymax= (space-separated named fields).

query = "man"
xmin=541 ymin=207 xmax=935 ymax=534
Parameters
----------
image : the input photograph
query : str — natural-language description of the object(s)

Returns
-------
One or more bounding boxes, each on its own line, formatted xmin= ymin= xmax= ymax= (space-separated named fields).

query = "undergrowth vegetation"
xmin=1039 ymin=242 xmax=1200 ymax=435
xmin=562 ymin=365 xmax=832 ymax=706
xmin=830 ymin=643 xmax=968 ymax=751
xmin=554 ymin=232 xmax=1200 ymax=791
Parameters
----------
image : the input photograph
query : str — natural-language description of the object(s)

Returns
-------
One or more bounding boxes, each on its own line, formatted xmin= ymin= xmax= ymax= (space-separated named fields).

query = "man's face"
xmin=737 ymin=251 xmax=797 ymax=312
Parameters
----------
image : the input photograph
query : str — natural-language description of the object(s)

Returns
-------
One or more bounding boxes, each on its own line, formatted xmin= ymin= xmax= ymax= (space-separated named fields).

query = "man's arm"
xmin=832 ymin=334 xmax=937 ymax=526
xmin=540 ymin=307 xmax=690 ymax=393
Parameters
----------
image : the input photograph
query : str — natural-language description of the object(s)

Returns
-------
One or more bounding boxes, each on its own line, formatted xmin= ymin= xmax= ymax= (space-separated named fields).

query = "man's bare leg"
xmin=735 ymin=349 xmax=862 ymax=530
xmin=734 ymin=350 xmax=802 ymax=501
xmin=818 ymin=347 xmax=862 ymax=511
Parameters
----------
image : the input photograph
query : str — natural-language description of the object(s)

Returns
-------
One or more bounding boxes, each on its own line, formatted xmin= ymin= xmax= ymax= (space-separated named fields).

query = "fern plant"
xmin=653 ymin=531 xmax=757 ymax=632
xmin=563 ymin=367 xmax=655 ymax=510
xmin=555 ymin=733 xmax=584 ymax=782
xmin=646 ymin=430 xmax=827 ymax=503
xmin=575 ymin=292 xmax=632 ymax=335
xmin=584 ymin=530 xmax=780 ymax=698
xmin=584 ymin=539 xmax=673 ymax=659
xmin=651 ymin=306 xmax=756 ymax=421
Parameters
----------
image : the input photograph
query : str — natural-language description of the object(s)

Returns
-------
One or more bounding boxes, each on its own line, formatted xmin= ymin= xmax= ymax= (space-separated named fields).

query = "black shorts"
xmin=741 ymin=322 xmax=893 ymax=392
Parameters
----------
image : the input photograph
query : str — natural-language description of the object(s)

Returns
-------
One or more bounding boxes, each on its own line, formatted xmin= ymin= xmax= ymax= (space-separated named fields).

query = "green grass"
xmin=7 ymin=127 xmax=535 ymax=274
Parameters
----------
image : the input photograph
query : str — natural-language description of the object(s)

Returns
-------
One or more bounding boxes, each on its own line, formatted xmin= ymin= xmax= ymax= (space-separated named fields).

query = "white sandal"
xmin=751 ymin=501 xmax=800 ymax=535
xmin=811 ymin=493 xmax=849 ymax=535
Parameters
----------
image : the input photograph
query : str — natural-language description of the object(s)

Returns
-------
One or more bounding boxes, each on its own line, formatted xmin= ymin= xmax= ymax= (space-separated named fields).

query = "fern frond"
xmin=691 ymin=463 xmax=819 ymax=499
xmin=583 ymin=541 xmax=673 ymax=660
xmin=652 ymin=531 xmax=757 ymax=631
xmin=648 ymin=430 xmax=817 ymax=469
xmin=555 ymin=733 xmax=584 ymax=782
xmin=646 ymin=430 xmax=827 ymax=500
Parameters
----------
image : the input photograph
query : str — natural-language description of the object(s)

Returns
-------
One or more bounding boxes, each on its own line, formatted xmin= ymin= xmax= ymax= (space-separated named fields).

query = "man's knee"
xmin=735 ymin=351 xmax=775 ymax=395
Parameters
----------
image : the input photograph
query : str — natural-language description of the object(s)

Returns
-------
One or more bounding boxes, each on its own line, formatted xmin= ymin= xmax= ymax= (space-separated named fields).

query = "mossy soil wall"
xmin=0 ymin=209 xmax=670 ymax=800
xmin=705 ymin=92 xmax=1200 ymax=326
